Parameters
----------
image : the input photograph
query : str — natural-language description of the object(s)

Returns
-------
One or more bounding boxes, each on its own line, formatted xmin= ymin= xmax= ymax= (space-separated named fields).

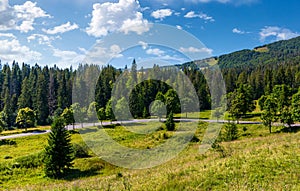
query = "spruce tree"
xmin=44 ymin=117 xmax=74 ymax=178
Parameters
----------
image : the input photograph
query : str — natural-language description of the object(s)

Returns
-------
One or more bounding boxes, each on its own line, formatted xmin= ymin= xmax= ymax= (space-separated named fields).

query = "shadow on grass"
xmin=63 ymin=168 xmax=100 ymax=181
xmin=0 ymin=139 xmax=17 ymax=146
xmin=80 ymin=128 xmax=98 ymax=134
xmin=275 ymin=125 xmax=300 ymax=133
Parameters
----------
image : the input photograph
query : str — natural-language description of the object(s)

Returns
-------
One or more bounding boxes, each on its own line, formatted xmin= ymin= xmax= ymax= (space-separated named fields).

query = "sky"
xmin=0 ymin=0 xmax=299 ymax=68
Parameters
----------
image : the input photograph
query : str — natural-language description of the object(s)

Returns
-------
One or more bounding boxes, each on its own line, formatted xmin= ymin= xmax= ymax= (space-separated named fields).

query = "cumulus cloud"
xmin=260 ymin=26 xmax=299 ymax=42
xmin=86 ymin=0 xmax=150 ymax=37
xmin=151 ymin=9 xmax=173 ymax=20
xmin=180 ymin=46 xmax=213 ymax=54
xmin=184 ymin=11 xmax=215 ymax=22
xmin=27 ymin=34 xmax=60 ymax=46
xmin=43 ymin=22 xmax=79 ymax=35
xmin=138 ymin=41 xmax=148 ymax=49
xmin=0 ymin=38 xmax=41 ymax=63
xmin=146 ymin=48 xmax=165 ymax=56
xmin=52 ymin=48 xmax=85 ymax=67
xmin=233 ymin=28 xmax=245 ymax=34
xmin=0 ymin=32 xmax=16 ymax=38
xmin=0 ymin=1 xmax=50 ymax=33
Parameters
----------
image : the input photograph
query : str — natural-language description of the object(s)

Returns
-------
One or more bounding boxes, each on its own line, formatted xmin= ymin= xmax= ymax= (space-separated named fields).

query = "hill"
xmin=190 ymin=36 xmax=300 ymax=69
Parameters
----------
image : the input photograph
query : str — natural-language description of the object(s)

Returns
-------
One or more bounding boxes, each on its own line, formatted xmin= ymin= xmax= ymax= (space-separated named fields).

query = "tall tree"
xmin=35 ymin=72 xmax=49 ymax=125
xmin=261 ymin=96 xmax=277 ymax=133
xmin=44 ymin=117 xmax=74 ymax=178
xmin=228 ymin=84 xmax=255 ymax=123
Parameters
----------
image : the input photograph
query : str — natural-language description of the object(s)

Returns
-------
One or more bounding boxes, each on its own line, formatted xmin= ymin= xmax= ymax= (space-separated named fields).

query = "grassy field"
xmin=0 ymin=120 xmax=299 ymax=190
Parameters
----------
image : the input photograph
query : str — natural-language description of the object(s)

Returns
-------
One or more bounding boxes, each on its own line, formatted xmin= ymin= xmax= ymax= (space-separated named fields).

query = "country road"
xmin=0 ymin=119 xmax=263 ymax=140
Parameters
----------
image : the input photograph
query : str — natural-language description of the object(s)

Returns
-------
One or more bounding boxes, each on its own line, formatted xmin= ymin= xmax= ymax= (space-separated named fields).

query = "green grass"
xmin=0 ymin=126 xmax=51 ymax=136
xmin=0 ymin=121 xmax=299 ymax=190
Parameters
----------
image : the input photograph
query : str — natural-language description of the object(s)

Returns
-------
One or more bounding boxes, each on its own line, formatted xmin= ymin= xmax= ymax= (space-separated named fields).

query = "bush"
xmin=73 ymin=143 xmax=90 ymax=158
xmin=14 ymin=151 xmax=45 ymax=168
xmin=165 ymin=111 xmax=175 ymax=131
xmin=223 ymin=123 xmax=238 ymax=141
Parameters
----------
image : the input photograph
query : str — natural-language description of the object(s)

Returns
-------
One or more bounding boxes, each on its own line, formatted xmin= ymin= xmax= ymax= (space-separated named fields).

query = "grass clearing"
xmin=0 ymin=121 xmax=299 ymax=190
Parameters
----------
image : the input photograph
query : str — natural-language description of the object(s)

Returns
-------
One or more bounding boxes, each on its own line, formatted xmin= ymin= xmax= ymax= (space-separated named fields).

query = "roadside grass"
xmin=1 ymin=121 xmax=299 ymax=190
xmin=0 ymin=126 xmax=51 ymax=136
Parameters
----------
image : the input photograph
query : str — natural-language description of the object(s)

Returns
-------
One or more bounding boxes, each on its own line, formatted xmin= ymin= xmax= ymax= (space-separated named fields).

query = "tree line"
xmin=0 ymin=60 xmax=212 ymax=130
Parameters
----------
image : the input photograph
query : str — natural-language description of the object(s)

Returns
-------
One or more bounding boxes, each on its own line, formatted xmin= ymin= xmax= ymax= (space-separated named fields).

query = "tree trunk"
xmin=269 ymin=125 xmax=272 ymax=133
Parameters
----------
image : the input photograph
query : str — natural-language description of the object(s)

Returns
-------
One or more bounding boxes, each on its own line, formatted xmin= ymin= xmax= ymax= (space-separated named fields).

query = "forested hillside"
xmin=1 ymin=36 xmax=300 ymax=130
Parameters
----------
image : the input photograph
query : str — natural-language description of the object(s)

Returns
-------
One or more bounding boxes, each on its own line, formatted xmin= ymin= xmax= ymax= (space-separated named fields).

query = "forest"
xmin=1 ymin=36 xmax=300 ymax=130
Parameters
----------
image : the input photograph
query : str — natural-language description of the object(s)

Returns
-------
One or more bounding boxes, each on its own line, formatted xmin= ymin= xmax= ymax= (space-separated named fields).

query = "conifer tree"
xmin=44 ymin=117 xmax=74 ymax=178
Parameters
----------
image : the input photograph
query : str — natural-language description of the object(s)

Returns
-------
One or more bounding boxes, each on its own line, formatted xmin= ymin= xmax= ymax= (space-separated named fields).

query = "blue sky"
xmin=0 ymin=0 xmax=299 ymax=68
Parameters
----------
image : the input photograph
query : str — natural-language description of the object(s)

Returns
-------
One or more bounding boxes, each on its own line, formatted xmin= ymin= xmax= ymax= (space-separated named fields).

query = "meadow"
xmin=0 ymin=117 xmax=299 ymax=190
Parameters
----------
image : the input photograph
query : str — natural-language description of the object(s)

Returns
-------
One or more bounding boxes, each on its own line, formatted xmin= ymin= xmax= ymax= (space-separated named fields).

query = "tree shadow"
xmin=275 ymin=125 xmax=300 ymax=133
xmin=62 ymin=168 xmax=100 ymax=181
xmin=79 ymin=128 xmax=98 ymax=134
xmin=0 ymin=139 xmax=17 ymax=146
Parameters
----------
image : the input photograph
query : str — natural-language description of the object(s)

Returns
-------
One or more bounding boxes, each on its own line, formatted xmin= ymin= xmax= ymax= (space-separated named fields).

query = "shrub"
xmin=73 ymin=143 xmax=90 ymax=158
xmin=14 ymin=151 xmax=45 ymax=168
xmin=223 ymin=122 xmax=238 ymax=141
xmin=165 ymin=111 xmax=175 ymax=131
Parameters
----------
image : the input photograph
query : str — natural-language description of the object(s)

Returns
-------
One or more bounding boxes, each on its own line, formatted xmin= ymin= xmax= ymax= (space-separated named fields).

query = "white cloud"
xmin=184 ymin=11 xmax=215 ymax=22
xmin=85 ymin=44 xmax=124 ymax=65
xmin=232 ymin=28 xmax=245 ymax=34
xmin=43 ymin=22 xmax=79 ymax=35
xmin=27 ymin=34 xmax=60 ymax=46
xmin=176 ymin=25 xmax=183 ymax=30
xmin=0 ymin=32 xmax=16 ymax=38
xmin=180 ymin=46 xmax=213 ymax=54
xmin=86 ymin=0 xmax=150 ymax=37
xmin=151 ymin=9 xmax=173 ymax=20
xmin=0 ymin=1 xmax=50 ymax=33
xmin=52 ymin=48 xmax=85 ymax=67
xmin=260 ymin=26 xmax=299 ymax=42
xmin=146 ymin=48 xmax=165 ymax=56
xmin=138 ymin=41 xmax=148 ymax=50
xmin=0 ymin=38 xmax=41 ymax=63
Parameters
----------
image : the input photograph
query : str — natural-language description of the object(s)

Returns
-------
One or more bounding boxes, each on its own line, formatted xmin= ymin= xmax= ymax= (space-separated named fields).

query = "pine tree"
xmin=44 ymin=117 xmax=74 ymax=178
xmin=17 ymin=77 xmax=31 ymax=109
xmin=36 ymin=72 xmax=49 ymax=125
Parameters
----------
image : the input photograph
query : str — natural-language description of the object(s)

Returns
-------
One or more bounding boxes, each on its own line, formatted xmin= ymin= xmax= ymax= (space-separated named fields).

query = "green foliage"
xmin=292 ymin=88 xmax=300 ymax=122
xmin=165 ymin=111 xmax=175 ymax=131
xmin=61 ymin=107 xmax=75 ymax=128
xmin=14 ymin=151 xmax=45 ymax=168
xmin=223 ymin=123 xmax=238 ymax=141
xmin=87 ymin=102 xmax=98 ymax=123
xmin=44 ymin=117 xmax=74 ymax=178
xmin=115 ymin=97 xmax=130 ymax=121
xmin=72 ymin=143 xmax=90 ymax=158
xmin=165 ymin=89 xmax=180 ymax=114
xmin=15 ymin=107 xmax=35 ymax=131
xmin=261 ymin=96 xmax=277 ymax=133
xmin=105 ymin=99 xmax=115 ymax=123
xmin=150 ymin=100 xmax=166 ymax=121
xmin=280 ymin=106 xmax=294 ymax=128
xmin=228 ymin=84 xmax=255 ymax=122
xmin=97 ymin=107 xmax=106 ymax=124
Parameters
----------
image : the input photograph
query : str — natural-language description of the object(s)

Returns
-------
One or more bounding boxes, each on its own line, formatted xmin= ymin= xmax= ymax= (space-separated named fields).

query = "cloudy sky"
xmin=0 ymin=0 xmax=299 ymax=68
